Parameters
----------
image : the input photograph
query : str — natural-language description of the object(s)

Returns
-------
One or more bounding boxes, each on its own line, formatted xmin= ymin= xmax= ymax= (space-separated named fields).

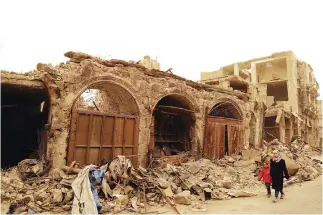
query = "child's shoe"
xmin=273 ymin=198 xmax=278 ymax=203
xmin=267 ymin=193 xmax=271 ymax=198
xmin=280 ymin=193 xmax=284 ymax=199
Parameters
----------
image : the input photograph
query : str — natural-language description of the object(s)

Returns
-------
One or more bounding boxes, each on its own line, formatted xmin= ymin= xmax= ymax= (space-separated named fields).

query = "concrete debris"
xmin=221 ymin=179 xmax=232 ymax=189
xmin=263 ymin=139 xmax=321 ymax=181
xmin=1 ymin=143 xmax=321 ymax=214
xmin=17 ymin=159 xmax=51 ymax=181
xmin=280 ymin=152 xmax=299 ymax=176
xmin=157 ymin=178 xmax=170 ymax=189
xmin=191 ymin=203 xmax=207 ymax=212
xmin=50 ymin=189 xmax=63 ymax=203
xmin=1 ymin=201 xmax=10 ymax=214
xmin=227 ymin=190 xmax=257 ymax=198
xmin=162 ymin=187 xmax=174 ymax=198
xmin=115 ymin=195 xmax=129 ymax=207
xmin=212 ymin=190 xmax=231 ymax=200
xmin=174 ymin=191 xmax=192 ymax=205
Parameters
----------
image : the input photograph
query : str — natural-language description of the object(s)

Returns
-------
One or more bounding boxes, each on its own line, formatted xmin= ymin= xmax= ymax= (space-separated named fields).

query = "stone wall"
xmin=46 ymin=52 xmax=251 ymax=167
xmin=1 ymin=52 xmax=253 ymax=168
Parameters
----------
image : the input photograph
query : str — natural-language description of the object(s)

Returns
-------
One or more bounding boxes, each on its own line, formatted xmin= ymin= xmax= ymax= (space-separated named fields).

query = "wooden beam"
xmin=155 ymin=105 xmax=195 ymax=114
xmin=1 ymin=78 xmax=46 ymax=89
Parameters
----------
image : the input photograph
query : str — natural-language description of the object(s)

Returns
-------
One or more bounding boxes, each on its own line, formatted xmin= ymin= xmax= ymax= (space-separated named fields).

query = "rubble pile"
xmin=262 ymin=138 xmax=322 ymax=186
xmin=1 ymin=155 xmax=262 ymax=214
xmin=1 ymin=142 xmax=321 ymax=214
xmin=1 ymin=161 xmax=75 ymax=214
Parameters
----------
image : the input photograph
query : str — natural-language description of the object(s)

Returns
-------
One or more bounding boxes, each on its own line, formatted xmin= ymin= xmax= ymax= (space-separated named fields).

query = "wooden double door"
xmin=67 ymin=110 xmax=139 ymax=166
xmin=204 ymin=117 xmax=242 ymax=159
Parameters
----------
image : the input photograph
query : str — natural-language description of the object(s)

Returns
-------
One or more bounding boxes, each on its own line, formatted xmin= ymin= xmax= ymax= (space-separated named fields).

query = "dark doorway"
xmin=225 ymin=125 xmax=229 ymax=155
xmin=150 ymin=94 xmax=195 ymax=159
xmin=1 ymin=83 xmax=50 ymax=168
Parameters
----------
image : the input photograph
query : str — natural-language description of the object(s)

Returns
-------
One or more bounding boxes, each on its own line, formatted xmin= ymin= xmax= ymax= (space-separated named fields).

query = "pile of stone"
xmin=1 ymin=155 xmax=263 ymax=214
xmin=1 ymin=144 xmax=321 ymax=214
xmin=262 ymin=138 xmax=322 ymax=186
xmin=1 ymin=165 xmax=75 ymax=214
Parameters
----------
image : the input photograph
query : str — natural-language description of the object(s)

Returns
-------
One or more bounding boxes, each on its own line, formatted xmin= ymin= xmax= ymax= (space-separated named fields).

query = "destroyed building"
xmin=1 ymin=52 xmax=251 ymax=169
xmin=201 ymin=51 xmax=322 ymax=148
xmin=1 ymin=51 xmax=321 ymax=170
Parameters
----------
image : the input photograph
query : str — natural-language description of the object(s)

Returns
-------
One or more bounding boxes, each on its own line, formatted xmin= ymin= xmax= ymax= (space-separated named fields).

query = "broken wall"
xmin=200 ymin=69 xmax=225 ymax=81
xmin=256 ymin=58 xmax=287 ymax=82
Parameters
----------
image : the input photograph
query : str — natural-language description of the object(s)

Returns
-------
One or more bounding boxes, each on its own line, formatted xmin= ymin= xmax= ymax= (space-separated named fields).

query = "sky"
xmin=0 ymin=0 xmax=322 ymax=97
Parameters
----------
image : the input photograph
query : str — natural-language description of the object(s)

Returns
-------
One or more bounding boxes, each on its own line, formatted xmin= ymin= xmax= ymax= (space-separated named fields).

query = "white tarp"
xmin=71 ymin=165 xmax=98 ymax=214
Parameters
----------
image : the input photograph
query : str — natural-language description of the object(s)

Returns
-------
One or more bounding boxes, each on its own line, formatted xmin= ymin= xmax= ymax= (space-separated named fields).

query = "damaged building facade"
xmin=201 ymin=51 xmax=322 ymax=148
xmin=1 ymin=51 xmax=321 ymax=170
xmin=1 ymin=52 xmax=250 ymax=169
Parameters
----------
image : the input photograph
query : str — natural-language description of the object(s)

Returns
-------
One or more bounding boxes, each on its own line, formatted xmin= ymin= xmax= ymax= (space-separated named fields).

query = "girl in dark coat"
xmin=270 ymin=150 xmax=289 ymax=203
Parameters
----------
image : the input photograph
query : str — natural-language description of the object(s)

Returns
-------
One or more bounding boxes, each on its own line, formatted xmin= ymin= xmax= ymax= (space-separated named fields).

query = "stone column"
xmin=234 ymin=63 xmax=239 ymax=76
xmin=279 ymin=112 xmax=286 ymax=143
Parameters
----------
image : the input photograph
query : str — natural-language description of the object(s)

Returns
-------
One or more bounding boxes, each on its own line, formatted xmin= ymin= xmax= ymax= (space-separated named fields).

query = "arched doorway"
xmin=204 ymin=101 xmax=242 ymax=160
xmin=67 ymin=82 xmax=139 ymax=166
xmin=149 ymin=94 xmax=195 ymax=160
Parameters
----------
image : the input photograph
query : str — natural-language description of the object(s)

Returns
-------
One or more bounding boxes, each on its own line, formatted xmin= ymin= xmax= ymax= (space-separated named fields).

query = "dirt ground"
xmin=153 ymin=176 xmax=322 ymax=214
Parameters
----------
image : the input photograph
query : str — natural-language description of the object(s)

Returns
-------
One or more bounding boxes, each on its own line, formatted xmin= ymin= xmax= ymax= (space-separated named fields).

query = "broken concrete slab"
xmin=157 ymin=178 xmax=170 ymax=189
xmin=162 ymin=187 xmax=174 ymax=198
xmin=115 ymin=195 xmax=129 ymax=206
xmin=174 ymin=190 xmax=192 ymax=205
xmin=281 ymin=152 xmax=299 ymax=176
xmin=51 ymin=189 xmax=63 ymax=203
xmin=228 ymin=190 xmax=257 ymax=198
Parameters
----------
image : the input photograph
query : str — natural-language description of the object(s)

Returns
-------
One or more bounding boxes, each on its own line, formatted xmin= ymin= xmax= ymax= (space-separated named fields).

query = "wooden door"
xmin=228 ymin=125 xmax=240 ymax=155
xmin=204 ymin=123 xmax=214 ymax=158
xmin=205 ymin=122 xmax=225 ymax=160
xmin=67 ymin=110 xmax=139 ymax=166
xmin=204 ymin=117 xmax=242 ymax=160
xmin=215 ymin=123 xmax=225 ymax=158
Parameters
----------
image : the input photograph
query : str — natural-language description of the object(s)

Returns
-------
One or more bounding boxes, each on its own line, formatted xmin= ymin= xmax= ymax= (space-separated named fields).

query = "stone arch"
xmin=209 ymin=98 xmax=243 ymax=120
xmin=151 ymin=92 xmax=200 ymax=113
xmin=67 ymin=76 xmax=142 ymax=166
xmin=148 ymin=92 xmax=198 ymax=163
xmin=71 ymin=76 xmax=142 ymax=115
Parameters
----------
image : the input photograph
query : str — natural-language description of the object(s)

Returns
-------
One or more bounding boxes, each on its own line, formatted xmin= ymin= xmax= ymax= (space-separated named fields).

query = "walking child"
xmin=270 ymin=150 xmax=290 ymax=203
xmin=258 ymin=161 xmax=272 ymax=197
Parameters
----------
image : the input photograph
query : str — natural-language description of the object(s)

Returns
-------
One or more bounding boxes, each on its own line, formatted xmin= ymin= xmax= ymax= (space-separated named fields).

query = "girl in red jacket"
xmin=258 ymin=161 xmax=272 ymax=197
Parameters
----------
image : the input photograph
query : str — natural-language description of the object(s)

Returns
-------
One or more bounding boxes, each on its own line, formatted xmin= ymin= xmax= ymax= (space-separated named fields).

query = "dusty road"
xmin=158 ymin=176 xmax=322 ymax=214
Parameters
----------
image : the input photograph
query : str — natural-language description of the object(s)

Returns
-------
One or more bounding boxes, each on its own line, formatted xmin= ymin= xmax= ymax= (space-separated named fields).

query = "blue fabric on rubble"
xmin=89 ymin=168 xmax=105 ymax=211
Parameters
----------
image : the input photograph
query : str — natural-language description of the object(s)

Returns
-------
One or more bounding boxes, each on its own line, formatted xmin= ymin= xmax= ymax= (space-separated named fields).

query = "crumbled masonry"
xmin=1 ymin=140 xmax=321 ymax=214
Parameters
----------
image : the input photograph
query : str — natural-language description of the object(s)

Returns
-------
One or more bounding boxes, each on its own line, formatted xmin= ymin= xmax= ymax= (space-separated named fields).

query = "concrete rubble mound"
xmin=1 ymin=141 xmax=322 ymax=214
xmin=262 ymin=138 xmax=322 ymax=186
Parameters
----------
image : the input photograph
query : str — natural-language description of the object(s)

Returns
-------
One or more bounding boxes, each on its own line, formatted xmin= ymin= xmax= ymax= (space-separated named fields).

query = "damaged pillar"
xmin=234 ymin=64 xmax=239 ymax=76
xmin=277 ymin=110 xmax=285 ymax=143
xmin=251 ymin=63 xmax=257 ymax=84
xmin=289 ymin=118 xmax=294 ymax=142
xmin=254 ymin=104 xmax=265 ymax=149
